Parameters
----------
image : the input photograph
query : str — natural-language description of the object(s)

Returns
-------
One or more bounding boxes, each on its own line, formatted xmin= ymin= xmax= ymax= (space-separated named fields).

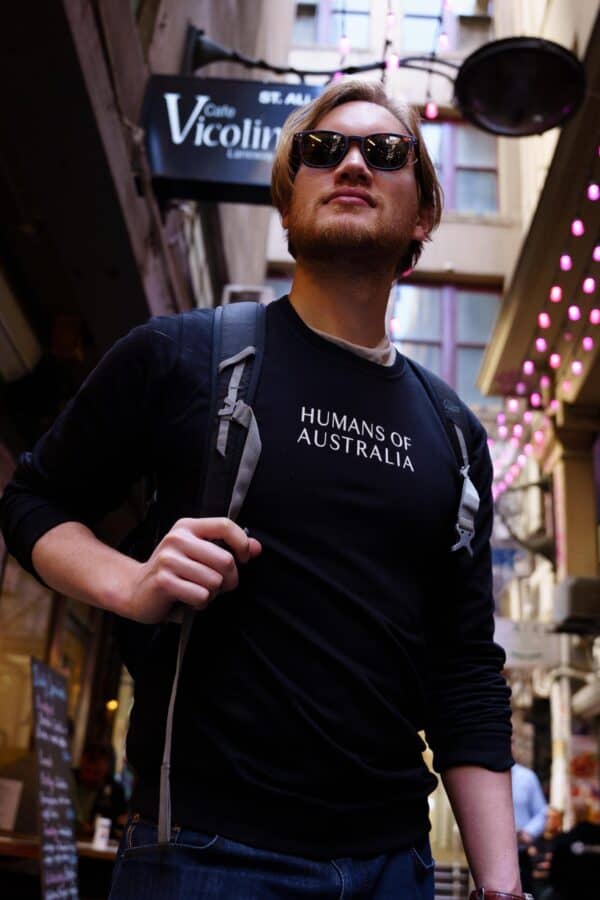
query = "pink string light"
xmin=582 ymin=336 xmax=594 ymax=351
xmin=538 ymin=312 xmax=551 ymax=329
xmin=540 ymin=374 xmax=551 ymax=389
xmin=507 ymin=397 xmax=519 ymax=412
xmin=513 ymin=424 xmax=523 ymax=437
xmin=560 ymin=254 xmax=573 ymax=271
xmin=530 ymin=392 xmax=542 ymax=407
xmin=594 ymin=246 xmax=600 ymax=263
xmin=498 ymin=425 xmax=508 ymax=440
xmin=534 ymin=429 xmax=545 ymax=445
xmin=516 ymin=381 xmax=527 ymax=395
xmin=571 ymin=218 xmax=585 ymax=237
xmin=590 ymin=309 xmax=600 ymax=325
xmin=562 ymin=379 xmax=572 ymax=392
xmin=339 ymin=34 xmax=351 ymax=55
xmin=550 ymin=399 xmax=559 ymax=411
xmin=571 ymin=359 xmax=583 ymax=375
xmin=524 ymin=443 xmax=533 ymax=455
xmin=523 ymin=410 xmax=534 ymax=424
xmin=549 ymin=285 xmax=563 ymax=302
xmin=523 ymin=360 xmax=535 ymax=375
xmin=496 ymin=412 xmax=506 ymax=425
xmin=510 ymin=437 xmax=520 ymax=448
xmin=424 ymin=100 xmax=439 ymax=120
xmin=568 ymin=305 xmax=581 ymax=321
xmin=588 ymin=183 xmax=600 ymax=201
xmin=535 ymin=337 xmax=547 ymax=353
xmin=583 ymin=277 xmax=596 ymax=294
xmin=386 ymin=53 xmax=400 ymax=71
xmin=518 ymin=454 xmax=527 ymax=467
xmin=438 ymin=31 xmax=450 ymax=51
xmin=549 ymin=353 xmax=561 ymax=369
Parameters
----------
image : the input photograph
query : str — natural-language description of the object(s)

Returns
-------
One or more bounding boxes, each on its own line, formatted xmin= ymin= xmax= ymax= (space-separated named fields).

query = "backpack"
xmin=121 ymin=300 xmax=480 ymax=843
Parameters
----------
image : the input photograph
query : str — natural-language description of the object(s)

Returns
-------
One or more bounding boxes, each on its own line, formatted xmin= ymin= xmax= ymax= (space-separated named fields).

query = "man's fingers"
xmin=175 ymin=517 xmax=262 ymax=564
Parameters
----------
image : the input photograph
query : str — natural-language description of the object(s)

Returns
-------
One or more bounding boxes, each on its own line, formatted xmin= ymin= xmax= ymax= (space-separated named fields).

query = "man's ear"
xmin=412 ymin=205 xmax=434 ymax=243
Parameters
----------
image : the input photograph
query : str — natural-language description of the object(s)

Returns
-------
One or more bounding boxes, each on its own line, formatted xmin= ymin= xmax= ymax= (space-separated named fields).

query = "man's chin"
xmin=290 ymin=222 xmax=397 ymax=264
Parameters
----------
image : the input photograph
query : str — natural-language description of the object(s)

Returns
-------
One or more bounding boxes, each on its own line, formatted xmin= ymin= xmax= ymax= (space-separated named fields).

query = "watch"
xmin=469 ymin=891 xmax=534 ymax=900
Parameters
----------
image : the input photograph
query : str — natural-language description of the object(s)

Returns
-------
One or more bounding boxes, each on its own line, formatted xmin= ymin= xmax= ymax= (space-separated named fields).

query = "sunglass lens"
xmin=300 ymin=131 xmax=346 ymax=167
xmin=364 ymin=134 xmax=411 ymax=169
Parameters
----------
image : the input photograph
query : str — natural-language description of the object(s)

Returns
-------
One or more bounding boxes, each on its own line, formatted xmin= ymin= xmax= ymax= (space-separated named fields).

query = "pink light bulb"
xmin=534 ymin=429 xmax=545 ymax=445
xmin=523 ymin=360 xmax=535 ymax=375
xmin=535 ymin=337 xmax=547 ymax=353
xmin=424 ymin=100 xmax=439 ymax=120
xmin=496 ymin=412 xmax=506 ymax=425
xmin=386 ymin=11 xmax=396 ymax=29
xmin=582 ymin=335 xmax=594 ymax=351
xmin=523 ymin=410 xmax=534 ymax=424
xmin=524 ymin=443 xmax=533 ymax=455
xmin=540 ymin=374 xmax=551 ymax=389
xmin=332 ymin=70 xmax=343 ymax=82
xmin=339 ymin=34 xmax=351 ymax=55
xmin=513 ymin=423 xmax=523 ymax=437
xmin=487 ymin=437 xmax=495 ymax=449
xmin=590 ymin=309 xmax=600 ymax=325
xmin=498 ymin=425 xmax=508 ymax=440
xmin=516 ymin=381 xmax=527 ymax=395
xmin=386 ymin=53 xmax=400 ymax=71
xmin=505 ymin=471 xmax=514 ymax=485
xmin=538 ymin=312 xmax=551 ymax=329
xmin=530 ymin=392 xmax=542 ymax=407
xmin=511 ymin=464 xmax=521 ymax=478
xmin=588 ymin=183 xmax=600 ymax=201
xmin=549 ymin=353 xmax=561 ymax=369
xmin=568 ymin=305 xmax=581 ymax=321
xmin=562 ymin=379 xmax=572 ymax=392
xmin=571 ymin=218 xmax=585 ymax=237
xmin=518 ymin=454 xmax=527 ymax=467
xmin=560 ymin=254 xmax=573 ymax=271
xmin=510 ymin=437 xmax=519 ymax=449
xmin=550 ymin=399 xmax=559 ymax=411
xmin=594 ymin=246 xmax=600 ymax=263
xmin=507 ymin=397 xmax=519 ymax=412
xmin=571 ymin=359 xmax=583 ymax=375
xmin=438 ymin=31 xmax=450 ymax=50
xmin=583 ymin=277 xmax=596 ymax=294
xmin=549 ymin=285 xmax=563 ymax=302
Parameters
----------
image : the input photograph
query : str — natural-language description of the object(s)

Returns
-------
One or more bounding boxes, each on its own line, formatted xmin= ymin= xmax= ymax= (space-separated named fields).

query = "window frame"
xmin=292 ymin=0 xmax=371 ymax=49
xmin=389 ymin=283 xmax=500 ymax=407
xmin=421 ymin=119 xmax=499 ymax=215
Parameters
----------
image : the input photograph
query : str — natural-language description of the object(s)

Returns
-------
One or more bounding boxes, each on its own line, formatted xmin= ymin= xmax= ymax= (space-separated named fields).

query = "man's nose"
xmin=334 ymin=143 xmax=371 ymax=180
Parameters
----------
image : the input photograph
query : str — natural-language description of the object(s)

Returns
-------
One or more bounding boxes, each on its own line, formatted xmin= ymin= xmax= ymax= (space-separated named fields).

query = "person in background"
xmin=528 ymin=806 xmax=563 ymax=900
xmin=511 ymin=759 xmax=548 ymax=893
xmin=549 ymin=799 xmax=600 ymax=900
xmin=74 ymin=743 xmax=128 ymax=840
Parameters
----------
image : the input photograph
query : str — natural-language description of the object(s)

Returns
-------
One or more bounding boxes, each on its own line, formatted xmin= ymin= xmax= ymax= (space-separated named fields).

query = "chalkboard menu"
xmin=31 ymin=658 xmax=79 ymax=900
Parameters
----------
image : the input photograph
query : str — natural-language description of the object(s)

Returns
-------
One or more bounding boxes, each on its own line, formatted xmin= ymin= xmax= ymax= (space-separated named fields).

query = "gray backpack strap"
xmin=158 ymin=302 xmax=266 ymax=845
xmin=406 ymin=359 xmax=480 ymax=557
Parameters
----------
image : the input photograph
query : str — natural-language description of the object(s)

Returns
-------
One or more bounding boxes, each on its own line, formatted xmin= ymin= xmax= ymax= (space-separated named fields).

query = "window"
xmin=402 ymin=0 xmax=441 ymax=53
xmin=292 ymin=0 xmax=371 ymax=49
xmin=422 ymin=120 xmax=498 ymax=214
xmin=389 ymin=284 xmax=499 ymax=407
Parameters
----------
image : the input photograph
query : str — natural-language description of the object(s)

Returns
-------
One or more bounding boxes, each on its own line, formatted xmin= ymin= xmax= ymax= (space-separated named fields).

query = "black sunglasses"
xmin=292 ymin=130 xmax=418 ymax=172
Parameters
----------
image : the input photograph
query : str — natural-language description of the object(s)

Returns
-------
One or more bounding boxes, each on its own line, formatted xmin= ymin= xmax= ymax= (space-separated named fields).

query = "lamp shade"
xmin=454 ymin=37 xmax=586 ymax=136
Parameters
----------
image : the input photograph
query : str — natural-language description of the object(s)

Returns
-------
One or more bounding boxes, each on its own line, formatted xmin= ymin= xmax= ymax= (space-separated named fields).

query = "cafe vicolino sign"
xmin=141 ymin=76 xmax=322 ymax=205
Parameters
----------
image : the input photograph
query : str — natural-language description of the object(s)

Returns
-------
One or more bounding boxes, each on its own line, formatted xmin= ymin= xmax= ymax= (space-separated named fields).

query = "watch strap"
xmin=469 ymin=891 xmax=534 ymax=900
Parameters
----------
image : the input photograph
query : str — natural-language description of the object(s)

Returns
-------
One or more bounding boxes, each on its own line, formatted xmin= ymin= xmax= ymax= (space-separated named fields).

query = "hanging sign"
xmin=141 ymin=76 xmax=322 ymax=205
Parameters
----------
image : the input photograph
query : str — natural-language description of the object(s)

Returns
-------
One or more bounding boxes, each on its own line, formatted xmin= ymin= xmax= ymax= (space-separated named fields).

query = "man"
xmin=1 ymin=80 xmax=523 ymax=899
xmin=550 ymin=799 xmax=600 ymax=900
xmin=511 ymin=758 xmax=548 ymax=892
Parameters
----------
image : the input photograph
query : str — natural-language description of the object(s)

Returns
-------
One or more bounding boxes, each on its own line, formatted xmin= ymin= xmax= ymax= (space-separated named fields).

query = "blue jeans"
xmin=109 ymin=815 xmax=435 ymax=899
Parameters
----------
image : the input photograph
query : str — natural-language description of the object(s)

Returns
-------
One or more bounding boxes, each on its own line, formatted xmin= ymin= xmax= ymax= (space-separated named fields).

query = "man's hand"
xmin=126 ymin=517 xmax=262 ymax=623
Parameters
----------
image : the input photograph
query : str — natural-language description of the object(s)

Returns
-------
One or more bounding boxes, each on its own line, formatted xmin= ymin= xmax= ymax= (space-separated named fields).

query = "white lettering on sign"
xmin=163 ymin=93 xmax=210 ymax=144
xmin=258 ymin=90 xmax=316 ymax=106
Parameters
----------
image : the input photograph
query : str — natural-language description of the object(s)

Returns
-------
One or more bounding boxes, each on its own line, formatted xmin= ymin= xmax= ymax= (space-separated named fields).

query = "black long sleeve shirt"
xmin=0 ymin=298 xmax=512 ymax=858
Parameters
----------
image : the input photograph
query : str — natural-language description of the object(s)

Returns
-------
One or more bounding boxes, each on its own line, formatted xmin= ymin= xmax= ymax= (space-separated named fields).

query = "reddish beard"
xmin=286 ymin=196 xmax=416 ymax=272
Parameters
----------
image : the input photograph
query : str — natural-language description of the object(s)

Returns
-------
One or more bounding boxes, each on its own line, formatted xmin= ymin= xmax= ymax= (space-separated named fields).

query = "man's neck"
xmin=288 ymin=258 xmax=395 ymax=348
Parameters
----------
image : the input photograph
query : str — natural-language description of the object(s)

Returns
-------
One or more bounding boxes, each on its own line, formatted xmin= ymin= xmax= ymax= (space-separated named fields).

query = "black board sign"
xmin=31 ymin=659 xmax=79 ymax=900
xmin=141 ymin=76 xmax=322 ymax=205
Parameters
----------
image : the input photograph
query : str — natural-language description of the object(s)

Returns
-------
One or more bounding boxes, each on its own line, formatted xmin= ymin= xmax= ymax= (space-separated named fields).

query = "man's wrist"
xmin=469 ymin=890 xmax=534 ymax=900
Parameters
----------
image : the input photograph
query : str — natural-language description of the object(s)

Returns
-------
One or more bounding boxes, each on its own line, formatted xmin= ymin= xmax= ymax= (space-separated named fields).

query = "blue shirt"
xmin=511 ymin=762 xmax=547 ymax=838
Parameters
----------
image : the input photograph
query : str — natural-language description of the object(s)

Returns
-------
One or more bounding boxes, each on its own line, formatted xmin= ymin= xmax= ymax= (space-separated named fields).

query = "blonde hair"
xmin=271 ymin=79 xmax=443 ymax=276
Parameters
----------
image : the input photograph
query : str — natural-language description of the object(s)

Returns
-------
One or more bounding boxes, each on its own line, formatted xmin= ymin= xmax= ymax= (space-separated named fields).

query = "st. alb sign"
xmin=142 ymin=76 xmax=322 ymax=205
